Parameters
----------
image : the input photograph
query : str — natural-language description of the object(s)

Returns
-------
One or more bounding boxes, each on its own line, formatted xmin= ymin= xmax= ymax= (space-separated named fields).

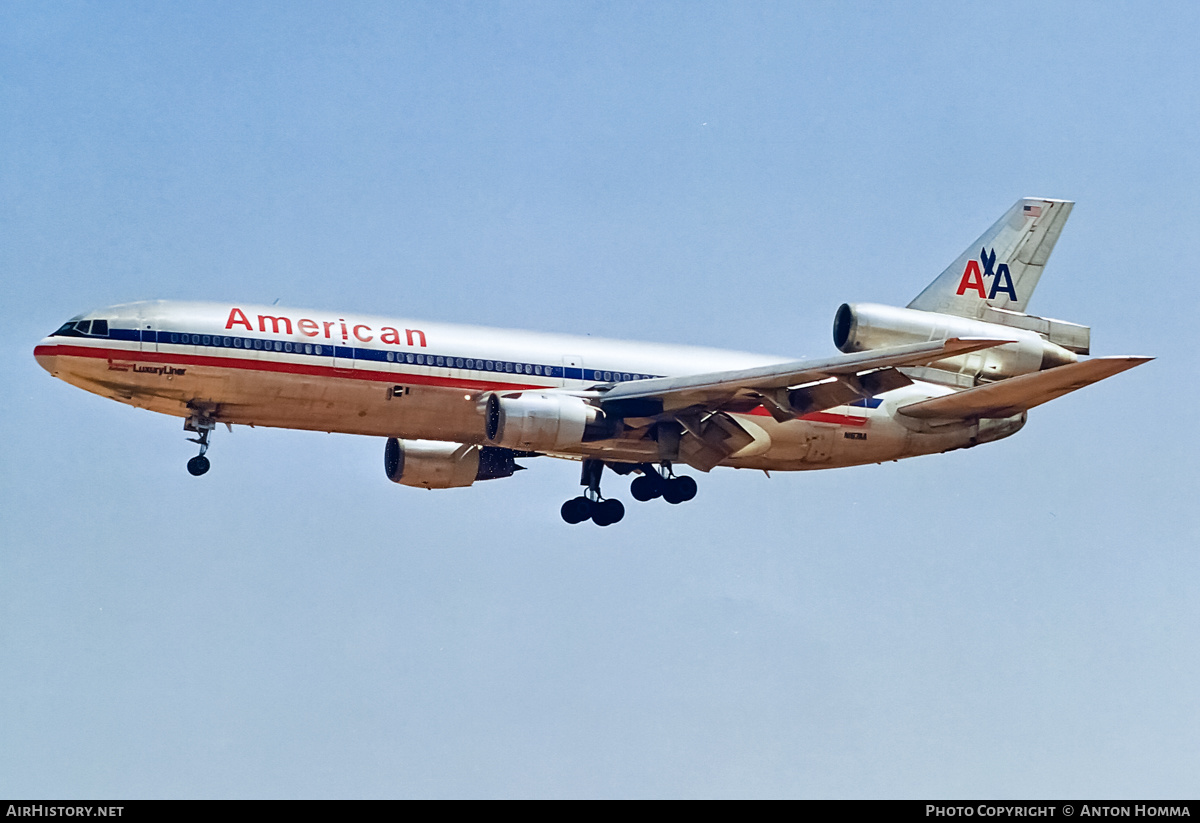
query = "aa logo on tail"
xmin=956 ymin=247 xmax=1018 ymax=301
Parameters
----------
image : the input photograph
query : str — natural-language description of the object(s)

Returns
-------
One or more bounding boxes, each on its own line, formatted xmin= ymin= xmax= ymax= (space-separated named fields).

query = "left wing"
xmin=597 ymin=337 xmax=1011 ymax=422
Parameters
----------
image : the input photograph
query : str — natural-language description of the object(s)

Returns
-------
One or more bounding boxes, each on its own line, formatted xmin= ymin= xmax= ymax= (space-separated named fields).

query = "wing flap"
xmin=897 ymin=356 xmax=1152 ymax=420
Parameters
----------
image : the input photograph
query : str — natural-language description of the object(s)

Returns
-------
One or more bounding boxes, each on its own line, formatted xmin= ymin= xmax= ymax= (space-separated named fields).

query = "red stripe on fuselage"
xmin=36 ymin=343 xmax=874 ymax=426
xmin=801 ymin=411 xmax=868 ymax=426
xmin=34 ymin=343 xmax=543 ymax=393
xmin=745 ymin=405 xmax=868 ymax=426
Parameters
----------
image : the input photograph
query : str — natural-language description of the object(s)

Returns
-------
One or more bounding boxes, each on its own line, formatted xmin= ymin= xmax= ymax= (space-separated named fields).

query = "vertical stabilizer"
xmin=907 ymin=198 xmax=1073 ymax=318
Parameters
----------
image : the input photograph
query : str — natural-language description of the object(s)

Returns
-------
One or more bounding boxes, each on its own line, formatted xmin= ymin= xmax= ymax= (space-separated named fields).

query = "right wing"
xmin=597 ymin=337 xmax=1012 ymax=422
xmin=565 ymin=337 xmax=1009 ymax=472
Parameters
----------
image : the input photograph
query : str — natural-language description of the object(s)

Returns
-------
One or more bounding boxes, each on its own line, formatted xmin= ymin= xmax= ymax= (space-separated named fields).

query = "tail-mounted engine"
xmin=384 ymin=438 xmax=520 ymax=489
xmin=485 ymin=392 xmax=613 ymax=450
xmin=833 ymin=303 xmax=1078 ymax=381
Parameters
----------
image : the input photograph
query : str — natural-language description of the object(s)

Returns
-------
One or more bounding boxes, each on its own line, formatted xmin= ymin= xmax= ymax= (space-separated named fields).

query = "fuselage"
xmin=34 ymin=300 xmax=1015 ymax=471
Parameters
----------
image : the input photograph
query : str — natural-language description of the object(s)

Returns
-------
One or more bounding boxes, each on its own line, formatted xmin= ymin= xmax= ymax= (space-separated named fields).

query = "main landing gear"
xmin=561 ymin=459 xmax=626 ymax=526
xmin=560 ymin=460 xmax=698 ymax=526
xmin=184 ymin=414 xmax=216 ymax=476
xmin=630 ymin=462 xmax=697 ymax=505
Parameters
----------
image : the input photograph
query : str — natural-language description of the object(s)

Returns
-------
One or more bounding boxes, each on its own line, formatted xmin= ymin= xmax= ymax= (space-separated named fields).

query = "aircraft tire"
xmin=676 ymin=476 xmax=698 ymax=502
xmin=662 ymin=480 xmax=685 ymax=504
xmin=561 ymin=496 xmax=591 ymax=524
xmin=630 ymin=475 xmax=660 ymax=502
xmin=593 ymin=498 xmax=624 ymax=526
xmin=662 ymin=476 xmax=697 ymax=504
xmin=187 ymin=455 xmax=210 ymax=476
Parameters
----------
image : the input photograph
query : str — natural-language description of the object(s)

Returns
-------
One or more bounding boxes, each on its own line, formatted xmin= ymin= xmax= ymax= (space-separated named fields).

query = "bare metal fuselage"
xmin=34 ymin=300 xmax=1007 ymax=473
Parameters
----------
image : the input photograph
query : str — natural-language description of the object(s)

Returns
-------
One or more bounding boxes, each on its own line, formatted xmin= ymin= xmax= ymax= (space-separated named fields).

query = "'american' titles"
xmin=224 ymin=308 xmax=428 ymax=348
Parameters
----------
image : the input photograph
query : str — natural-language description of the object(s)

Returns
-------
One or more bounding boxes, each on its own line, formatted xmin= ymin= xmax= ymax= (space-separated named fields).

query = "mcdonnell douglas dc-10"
xmin=35 ymin=198 xmax=1149 ymax=525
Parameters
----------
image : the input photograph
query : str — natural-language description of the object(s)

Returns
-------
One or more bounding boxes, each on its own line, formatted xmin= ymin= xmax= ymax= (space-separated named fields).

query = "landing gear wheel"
xmin=631 ymin=474 xmax=662 ymax=502
xmin=675 ymin=475 xmax=697 ymax=502
xmin=185 ymin=413 xmax=217 ymax=477
xmin=561 ymin=496 xmax=591 ymax=524
xmin=592 ymin=498 xmax=625 ymax=527
xmin=663 ymin=476 xmax=697 ymax=504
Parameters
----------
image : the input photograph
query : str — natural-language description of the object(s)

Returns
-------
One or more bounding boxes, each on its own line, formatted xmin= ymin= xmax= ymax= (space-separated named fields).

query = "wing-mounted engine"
xmin=833 ymin=302 xmax=1078 ymax=383
xmin=384 ymin=437 xmax=523 ymax=489
xmin=485 ymin=392 xmax=613 ymax=450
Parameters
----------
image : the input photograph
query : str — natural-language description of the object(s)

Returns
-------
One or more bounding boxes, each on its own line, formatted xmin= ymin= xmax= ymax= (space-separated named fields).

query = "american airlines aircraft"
xmin=35 ymin=198 xmax=1149 ymax=526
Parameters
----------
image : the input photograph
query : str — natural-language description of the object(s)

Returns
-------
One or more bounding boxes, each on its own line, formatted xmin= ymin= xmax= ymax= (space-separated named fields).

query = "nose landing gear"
xmin=184 ymin=414 xmax=216 ymax=476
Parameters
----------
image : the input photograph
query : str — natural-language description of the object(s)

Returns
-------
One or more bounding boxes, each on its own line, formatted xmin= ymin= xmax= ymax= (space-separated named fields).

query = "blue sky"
xmin=2 ymin=1 xmax=1197 ymax=798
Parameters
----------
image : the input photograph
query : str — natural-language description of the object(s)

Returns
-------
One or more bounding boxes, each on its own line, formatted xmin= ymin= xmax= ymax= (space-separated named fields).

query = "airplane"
xmin=34 ymin=197 xmax=1150 ymax=526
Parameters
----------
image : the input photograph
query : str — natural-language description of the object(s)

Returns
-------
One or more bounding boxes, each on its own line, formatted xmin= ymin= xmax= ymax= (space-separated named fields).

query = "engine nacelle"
xmin=384 ymin=438 xmax=518 ymax=489
xmin=833 ymin=302 xmax=1076 ymax=380
xmin=485 ymin=392 xmax=607 ymax=450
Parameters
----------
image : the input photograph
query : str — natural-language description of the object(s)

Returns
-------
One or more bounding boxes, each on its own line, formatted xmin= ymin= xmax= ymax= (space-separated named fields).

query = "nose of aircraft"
xmin=34 ymin=332 xmax=62 ymax=376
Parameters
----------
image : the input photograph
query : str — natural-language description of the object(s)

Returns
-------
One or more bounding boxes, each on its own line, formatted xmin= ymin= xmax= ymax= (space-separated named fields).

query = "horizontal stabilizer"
xmin=897 ymin=356 xmax=1152 ymax=420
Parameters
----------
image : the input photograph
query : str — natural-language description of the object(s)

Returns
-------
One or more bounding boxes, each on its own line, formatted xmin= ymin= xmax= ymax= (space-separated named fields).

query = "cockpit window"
xmin=51 ymin=319 xmax=111 ymax=338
